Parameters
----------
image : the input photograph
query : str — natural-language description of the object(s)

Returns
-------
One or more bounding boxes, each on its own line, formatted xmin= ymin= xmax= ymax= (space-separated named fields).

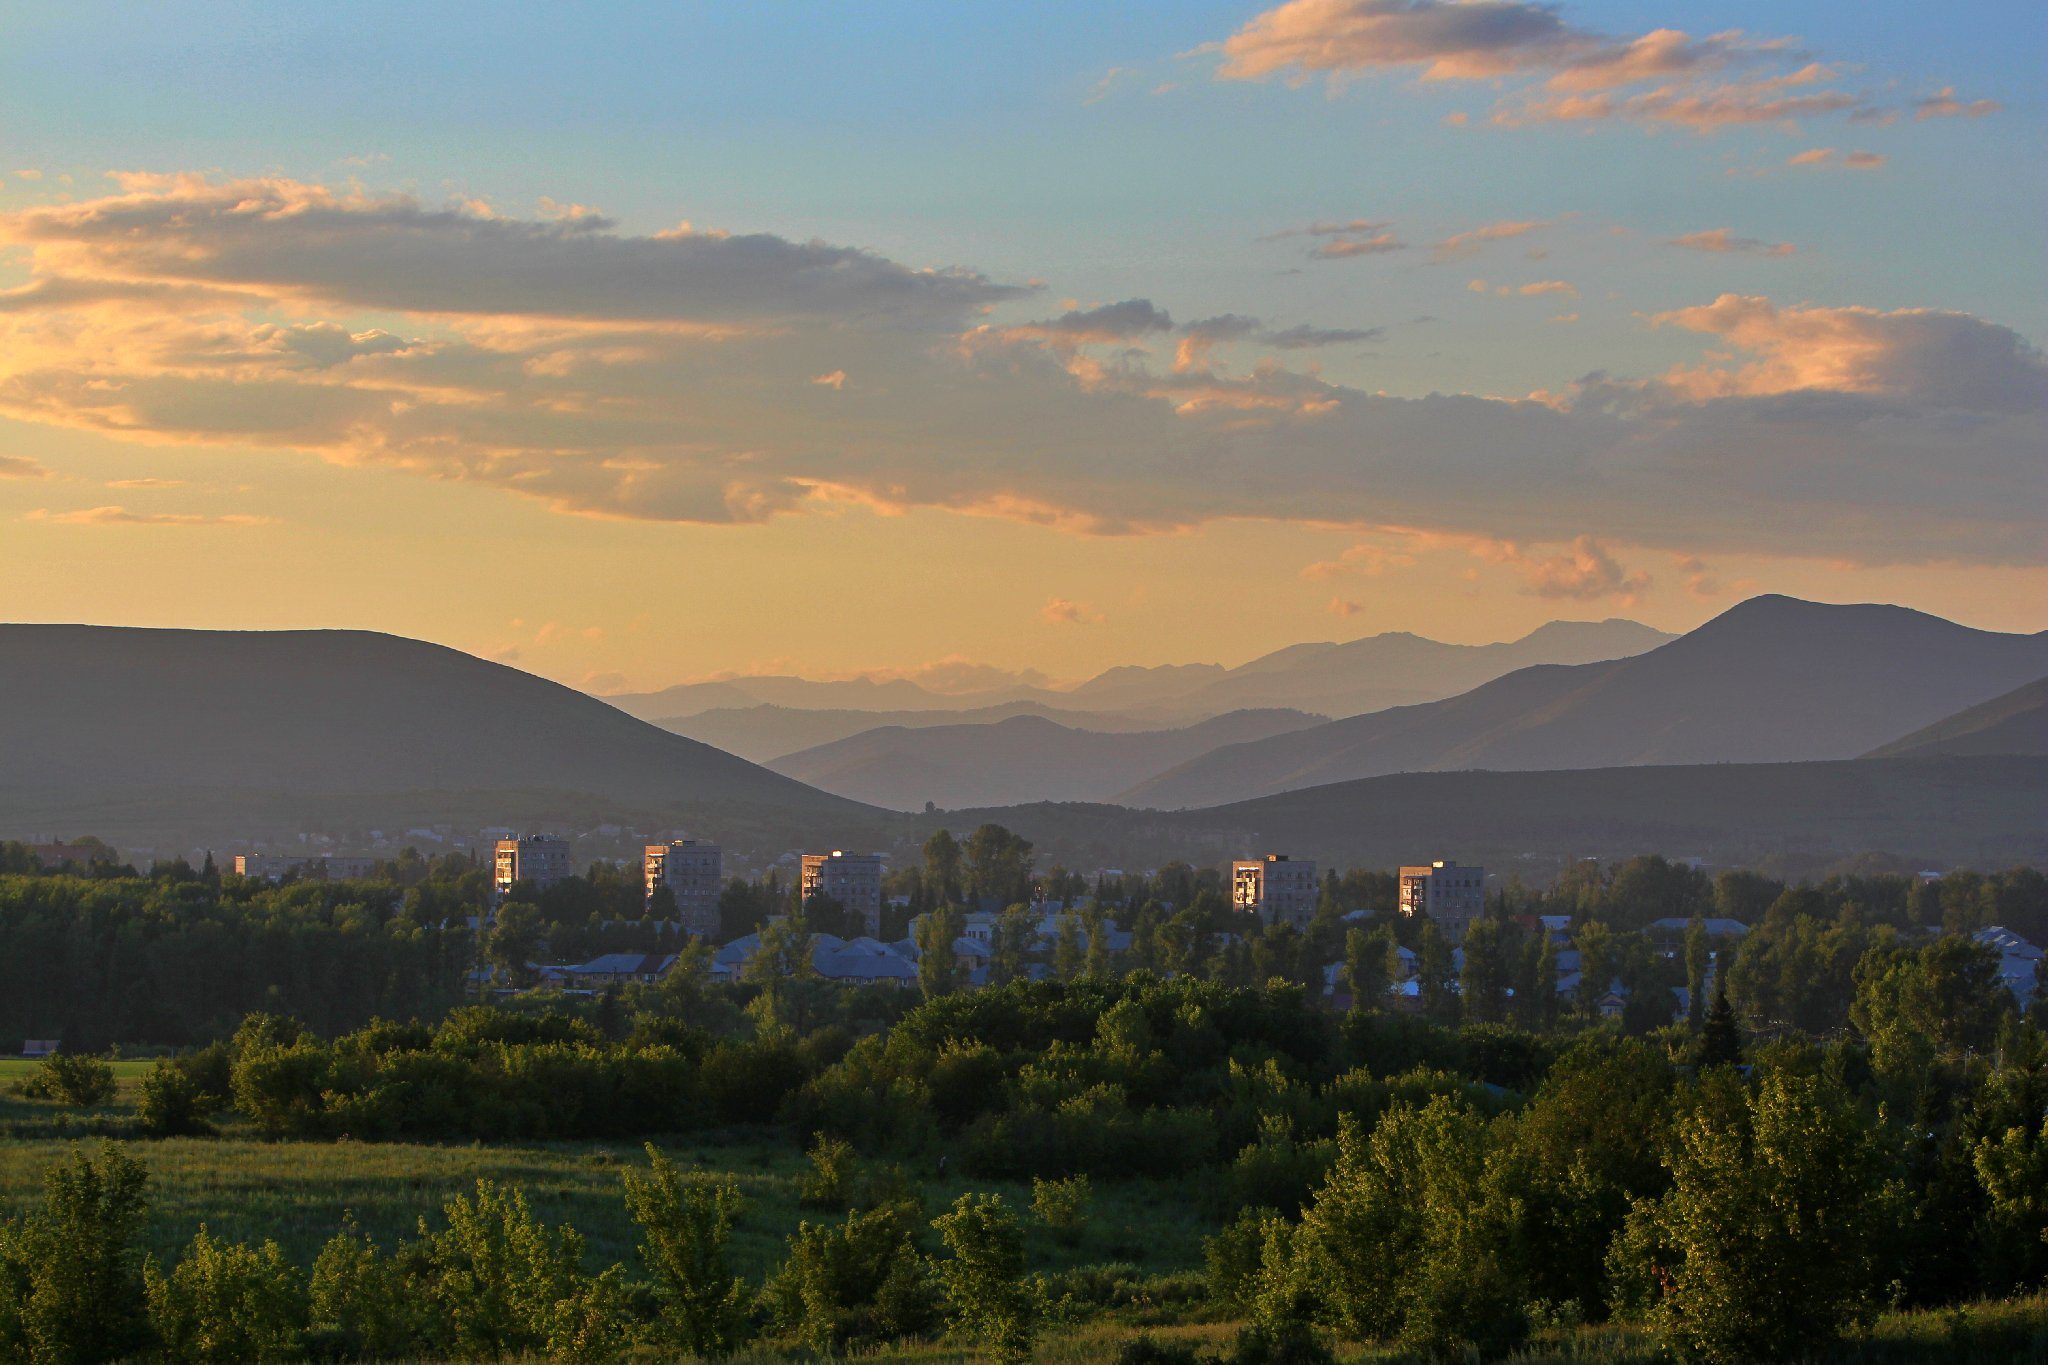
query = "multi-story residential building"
xmin=1398 ymin=860 xmax=1486 ymax=942
xmin=233 ymin=853 xmax=379 ymax=881
xmin=1231 ymin=854 xmax=1320 ymax=926
xmin=801 ymin=850 xmax=885 ymax=936
xmin=493 ymin=834 xmax=572 ymax=900
xmin=644 ymin=840 xmax=724 ymax=939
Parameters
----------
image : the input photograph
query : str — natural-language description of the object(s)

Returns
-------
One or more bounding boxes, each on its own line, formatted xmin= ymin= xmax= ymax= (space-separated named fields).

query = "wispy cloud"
xmin=1914 ymin=87 xmax=2001 ymax=120
xmin=1431 ymin=219 xmax=1549 ymax=262
xmin=1672 ymin=228 xmax=1795 ymax=257
xmin=1039 ymin=596 xmax=1106 ymax=626
xmin=25 ymin=505 xmax=276 ymax=527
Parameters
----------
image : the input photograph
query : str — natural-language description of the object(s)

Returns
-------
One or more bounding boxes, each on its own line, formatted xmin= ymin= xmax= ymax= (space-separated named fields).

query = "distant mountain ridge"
xmin=0 ymin=625 xmax=864 ymax=833
xmin=659 ymin=700 xmax=1184 ymax=764
xmin=1864 ymin=677 xmax=2048 ymax=759
xmin=1121 ymin=597 xmax=2048 ymax=808
xmin=766 ymin=709 xmax=1329 ymax=810
xmin=609 ymin=616 xmax=1675 ymax=724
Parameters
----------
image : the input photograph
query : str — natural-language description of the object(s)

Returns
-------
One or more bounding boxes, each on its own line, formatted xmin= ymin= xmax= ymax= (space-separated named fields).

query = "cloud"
xmin=1497 ymin=65 xmax=1864 ymax=130
xmin=25 ymin=505 xmax=275 ymax=527
xmin=1915 ymin=87 xmax=2001 ymax=120
xmin=811 ymin=369 xmax=848 ymax=390
xmin=1264 ymin=218 xmax=1391 ymax=240
xmin=1471 ymin=278 xmax=1577 ymax=297
xmin=1211 ymin=0 xmax=1594 ymax=85
xmin=1039 ymin=596 xmax=1106 ymax=626
xmin=1653 ymin=294 xmax=2048 ymax=411
xmin=1671 ymin=228 xmax=1795 ymax=257
xmin=1784 ymin=147 xmax=1886 ymax=171
xmin=1303 ymin=539 xmax=1418 ymax=579
xmin=1511 ymin=534 xmax=1651 ymax=601
xmin=1085 ymin=67 xmax=1134 ymax=104
xmin=1327 ymin=597 xmax=1364 ymax=617
xmin=0 ymin=175 xmax=2040 ymax=569
xmin=583 ymin=670 xmax=629 ymax=693
xmin=1431 ymin=219 xmax=1548 ymax=262
xmin=106 ymin=477 xmax=187 ymax=488
xmin=1311 ymin=232 xmax=1407 ymax=259
xmin=0 ymin=455 xmax=49 ymax=478
xmin=1262 ymin=323 xmax=1383 ymax=348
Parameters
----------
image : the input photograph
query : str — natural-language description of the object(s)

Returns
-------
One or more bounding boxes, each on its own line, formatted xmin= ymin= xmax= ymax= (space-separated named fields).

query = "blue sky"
xmin=0 ymin=1 xmax=2041 ymax=686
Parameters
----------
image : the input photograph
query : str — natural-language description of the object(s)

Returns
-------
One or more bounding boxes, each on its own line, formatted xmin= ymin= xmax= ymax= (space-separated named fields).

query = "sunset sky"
xmin=1 ymin=1 xmax=2042 ymax=693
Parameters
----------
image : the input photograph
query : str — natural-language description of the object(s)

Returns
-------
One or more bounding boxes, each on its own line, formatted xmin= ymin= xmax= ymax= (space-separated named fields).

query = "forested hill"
xmin=0 ymin=625 xmax=867 ymax=830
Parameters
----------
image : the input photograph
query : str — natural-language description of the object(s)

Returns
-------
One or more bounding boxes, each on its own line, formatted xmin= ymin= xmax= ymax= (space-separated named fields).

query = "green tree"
xmin=763 ymin=1201 xmax=937 ymax=1353
xmin=930 ymin=1193 xmax=1036 ymax=1365
xmin=964 ymin=824 xmax=1034 ymax=907
xmin=1083 ymin=902 xmax=1113 ymax=978
xmin=987 ymin=905 xmax=1037 ymax=987
xmin=136 ymin=1058 xmax=213 ymax=1137
xmin=485 ymin=902 xmax=544 ymax=984
xmin=1053 ymin=913 xmax=1085 ymax=982
xmin=1698 ymin=987 xmax=1743 ymax=1069
xmin=0 ymin=1140 xmax=150 ymax=1363
xmin=20 ymin=1052 xmax=116 ymax=1108
xmin=1417 ymin=921 xmax=1459 ymax=1024
xmin=915 ymin=903 xmax=966 ymax=1000
xmin=621 ymin=1144 xmax=750 ymax=1355
xmin=1684 ymin=915 xmax=1710 ymax=1029
xmin=1030 ymin=1173 xmax=1091 ymax=1246
xmin=1850 ymin=935 xmax=2015 ymax=1078
xmin=144 ymin=1226 xmax=306 ymax=1363
xmin=1460 ymin=917 xmax=1516 ymax=1024
xmin=1614 ymin=1069 xmax=1894 ymax=1363
xmin=307 ymin=1220 xmax=419 ymax=1359
xmin=1342 ymin=926 xmax=1396 ymax=1011
xmin=922 ymin=829 xmax=964 ymax=906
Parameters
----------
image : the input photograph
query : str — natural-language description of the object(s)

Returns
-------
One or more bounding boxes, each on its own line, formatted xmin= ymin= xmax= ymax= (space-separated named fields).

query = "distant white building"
xmin=1232 ymin=855 xmax=1319 ymax=926
xmin=644 ymin=840 xmax=723 ymax=938
xmin=1399 ymin=860 xmax=1485 ymax=942
xmin=801 ymin=850 xmax=885 ymax=936
xmin=1975 ymin=926 xmax=2043 ymax=1006
xmin=494 ymin=835 xmax=572 ymax=899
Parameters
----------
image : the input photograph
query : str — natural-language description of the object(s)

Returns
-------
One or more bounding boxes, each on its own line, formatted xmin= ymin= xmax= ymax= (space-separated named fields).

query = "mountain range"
xmin=1864 ymin=676 xmax=2048 ymax=760
xmin=765 ymin=709 xmax=1327 ymax=810
xmin=608 ymin=617 xmax=1675 ymax=727
xmin=1121 ymin=596 xmax=2048 ymax=808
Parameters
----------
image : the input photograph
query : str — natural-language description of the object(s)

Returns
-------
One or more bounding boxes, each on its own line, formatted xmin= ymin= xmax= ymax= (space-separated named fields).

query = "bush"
xmin=144 ymin=1226 xmax=306 ymax=1363
xmin=763 ymin=1200 xmax=938 ymax=1352
xmin=931 ymin=1193 xmax=1036 ymax=1365
xmin=0 ymin=1140 xmax=150 ymax=1362
xmin=1031 ymin=1173 xmax=1092 ymax=1246
xmin=798 ymin=1132 xmax=857 ymax=1210
xmin=621 ymin=1144 xmax=751 ymax=1354
xmin=137 ymin=1059 xmax=213 ymax=1137
xmin=307 ymin=1219 xmax=421 ymax=1359
xmin=19 ymin=1052 xmax=116 ymax=1107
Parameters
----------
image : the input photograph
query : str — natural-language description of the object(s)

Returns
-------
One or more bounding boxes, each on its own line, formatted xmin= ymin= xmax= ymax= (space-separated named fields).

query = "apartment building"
xmin=801 ymin=850 xmax=885 ymax=936
xmin=233 ymin=853 xmax=379 ymax=881
xmin=644 ymin=839 xmax=724 ymax=939
xmin=1398 ymin=860 xmax=1486 ymax=942
xmin=493 ymin=834 xmax=572 ymax=899
xmin=1231 ymin=854 xmax=1320 ymax=926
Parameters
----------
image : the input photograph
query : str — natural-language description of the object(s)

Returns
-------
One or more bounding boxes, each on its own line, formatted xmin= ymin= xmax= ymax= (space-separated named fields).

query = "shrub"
xmin=621 ymin=1144 xmax=751 ymax=1354
xmin=137 ymin=1059 xmax=213 ymax=1137
xmin=763 ymin=1200 xmax=938 ymax=1352
xmin=798 ymin=1132 xmax=857 ymax=1209
xmin=0 ymin=1140 xmax=150 ymax=1363
xmin=307 ymin=1219 xmax=421 ymax=1359
xmin=1031 ymin=1172 xmax=1092 ymax=1246
xmin=144 ymin=1226 xmax=306 ymax=1363
xmin=931 ymin=1192 xmax=1036 ymax=1365
xmin=19 ymin=1052 xmax=116 ymax=1107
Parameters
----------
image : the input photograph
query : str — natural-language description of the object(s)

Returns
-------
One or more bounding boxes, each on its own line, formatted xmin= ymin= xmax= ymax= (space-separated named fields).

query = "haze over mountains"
xmin=1122 ymin=597 xmax=2048 ymax=808
xmin=1864 ymin=677 xmax=2048 ymax=760
xmin=766 ymin=709 xmax=1327 ymax=811
xmin=609 ymin=618 xmax=1673 ymax=725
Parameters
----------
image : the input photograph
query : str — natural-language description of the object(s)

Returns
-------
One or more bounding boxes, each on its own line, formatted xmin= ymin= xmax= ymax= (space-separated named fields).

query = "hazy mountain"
xmin=606 ymin=617 xmax=1672 ymax=724
xmin=768 ymin=710 xmax=1328 ymax=810
xmin=1151 ymin=617 xmax=1676 ymax=719
xmin=658 ymin=700 xmax=1178 ymax=764
xmin=1121 ymin=597 xmax=2048 ymax=808
xmin=0 ymin=625 xmax=864 ymax=835
xmin=1864 ymin=677 xmax=2048 ymax=759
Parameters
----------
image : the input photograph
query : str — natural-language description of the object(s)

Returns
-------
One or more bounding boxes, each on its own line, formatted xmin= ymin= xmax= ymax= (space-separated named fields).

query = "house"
xmin=1646 ymin=917 xmax=1751 ymax=955
xmin=1974 ymin=926 xmax=2043 ymax=1005
xmin=20 ymin=1039 xmax=59 ymax=1058
xmin=561 ymin=953 xmax=677 ymax=988
xmin=814 ymin=936 xmax=919 ymax=987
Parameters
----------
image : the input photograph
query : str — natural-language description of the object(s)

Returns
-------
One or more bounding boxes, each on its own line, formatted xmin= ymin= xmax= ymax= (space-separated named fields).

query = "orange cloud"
xmin=1915 ymin=87 xmax=2001 ymax=120
xmin=25 ymin=505 xmax=275 ymax=527
xmin=1039 ymin=596 xmax=1107 ymax=626
xmin=1431 ymin=219 xmax=1549 ymax=262
xmin=1671 ymin=228 xmax=1795 ymax=257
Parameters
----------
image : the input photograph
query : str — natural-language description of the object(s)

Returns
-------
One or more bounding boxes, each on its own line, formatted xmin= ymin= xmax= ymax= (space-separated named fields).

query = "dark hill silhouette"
xmin=659 ymin=699 xmax=1179 ymax=764
xmin=0 ymin=625 xmax=863 ymax=821
xmin=1120 ymin=597 xmax=2048 ymax=808
xmin=1863 ymin=676 xmax=2048 ymax=759
xmin=768 ymin=709 xmax=1327 ymax=810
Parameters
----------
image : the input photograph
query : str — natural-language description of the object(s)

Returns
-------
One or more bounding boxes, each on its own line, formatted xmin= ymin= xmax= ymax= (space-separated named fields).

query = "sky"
xmin=0 ymin=0 xmax=2042 ymax=693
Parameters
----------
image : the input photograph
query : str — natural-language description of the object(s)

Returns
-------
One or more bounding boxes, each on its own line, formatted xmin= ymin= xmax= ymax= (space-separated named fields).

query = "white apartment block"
xmin=801 ymin=850 xmax=885 ymax=936
xmin=494 ymin=834 xmax=572 ymax=900
xmin=1398 ymin=860 xmax=1486 ymax=943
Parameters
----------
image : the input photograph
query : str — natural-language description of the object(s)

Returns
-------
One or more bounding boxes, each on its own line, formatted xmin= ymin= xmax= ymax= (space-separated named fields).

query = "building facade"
xmin=1398 ymin=860 xmax=1486 ymax=942
xmin=644 ymin=840 xmax=724 ymax=938
xmin=493 ymin=834 xmax=572 ymax=900
xmin=1232 ymin=854 xmax=1320 ymax=926
xmin=233 ymin=853 xmax=379 ymax=881
xmin=801 ymin=850 xmax=885 ymax=936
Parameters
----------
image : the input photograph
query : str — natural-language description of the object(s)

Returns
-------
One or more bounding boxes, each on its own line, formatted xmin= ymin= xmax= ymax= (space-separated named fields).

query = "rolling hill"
xmin=658 ymin=700 xmax=1181 ymax=764
xmin=1121 ymin=597 xmax=2048 ymax=808
xmin=1863 ymin=676 xmax=2048 ymax=759
xmin=0 ymin=625 xmax=868 ymax=845
xmin=767 ymin=709 xmax=1328 ymax=810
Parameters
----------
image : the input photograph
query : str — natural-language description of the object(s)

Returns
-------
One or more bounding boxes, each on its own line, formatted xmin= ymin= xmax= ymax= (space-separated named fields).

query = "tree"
xmin=621 ymin=1144 xmax=750 ymax=1355
xmin=0 ymin=1140 xmax=150 ymax=1363
xmin=1698 ymin=987 xmax=1744 ymax=1069
xmin=930 ymin=1193 xmax=1036 ymax=1365
xmin=1417 ymin=922 xmax=1459 ymax=1024
xmin=307 ymin=1220 xmax=418 ymax=1359
xmin=765 ymin=1201 xmax=938 ymax=1353
xmin=486 ymin=903 xmax=544 ymax=984
xmin=1684 ymin=915 xmax=1710 ymax=1029
xmin=1053 ymin=913 xmax=1085 ymax=982
xmin=1615 ymin=1069 xmax=1893 ymax=1363
xmin=137 ymin=1058 xmax=213 ymax=1136
xmin=1850 ymin=935 xmax=2014 ymax=1078
xmin=1460 ymin=918 xmax=1515 ymax=1024
xmin=1342 ymin=926 xmax=1395 ymax=1011
xmin=20 ymin=1052 xmax=116 ymax=1108
xmin=144 ymin=1226 xmax=306 ymax=1363
xmin=987 ymin=905 xmax=1037 ymax=987
xmin=1083 ymin=902 xmax=1113 ymax=979
xmin=743 ymin=915 xmax=818 ymax=1035
xmin=964 ymin=824 xmax=1034 ymax=908
xmin=1031 ymin=1174 xmax=1091 ymax=1246
xmin=922 ymin=829 xmax=964 ymax=906
xmin=915 ymin=903 xmax=966 ymax=1000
